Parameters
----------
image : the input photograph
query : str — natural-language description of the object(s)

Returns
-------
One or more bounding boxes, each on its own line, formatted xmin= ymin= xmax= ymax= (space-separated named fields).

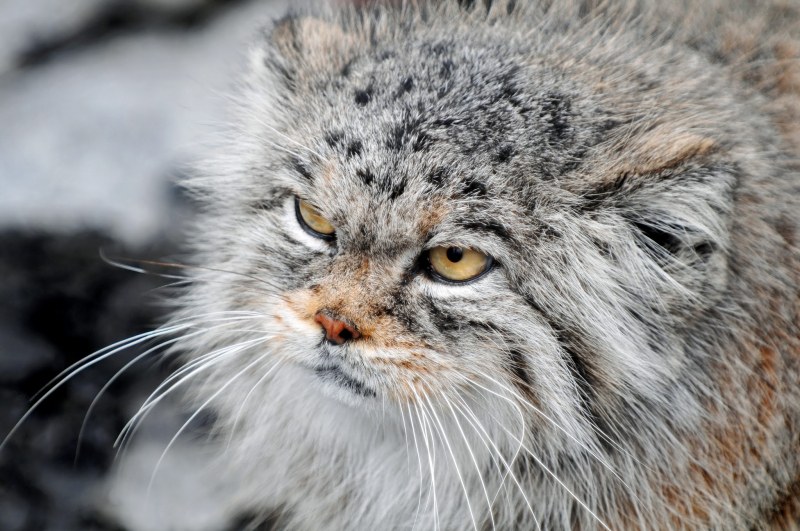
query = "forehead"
xmin=306 ymin=35 xmax=591 ymax=174
xmin=279 ymin=35 xmax=603 ymax=246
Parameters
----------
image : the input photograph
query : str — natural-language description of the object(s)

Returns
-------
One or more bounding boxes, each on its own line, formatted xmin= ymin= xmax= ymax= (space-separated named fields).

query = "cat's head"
xmin=182 ymin=1 xmax=761 ymax=453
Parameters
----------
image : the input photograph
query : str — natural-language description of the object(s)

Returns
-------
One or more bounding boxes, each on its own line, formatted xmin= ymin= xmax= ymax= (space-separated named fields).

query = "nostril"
xmin=314 ymin=310 xmax=361 ymax=345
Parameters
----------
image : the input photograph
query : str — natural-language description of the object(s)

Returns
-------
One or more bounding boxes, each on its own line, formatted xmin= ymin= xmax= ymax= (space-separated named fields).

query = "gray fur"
xmin=173 ymin=1 xmax=800 ymax=528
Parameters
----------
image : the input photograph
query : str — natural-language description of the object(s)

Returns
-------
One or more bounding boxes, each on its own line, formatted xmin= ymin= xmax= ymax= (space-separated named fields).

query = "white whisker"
xmin=116 ymin=334 xmax=273 ymax=453
xmin=450 ymin=394 xmax=540 ymax=531
xmin=146 ymin=351 xmax=271 ymax=499
xmin=419 ymin=391 xmax=478 ymax=531
xmin=440 ymin=392 xmax=496 ymax=531
xmin=226 ymin=359 xmax=284 ymax=449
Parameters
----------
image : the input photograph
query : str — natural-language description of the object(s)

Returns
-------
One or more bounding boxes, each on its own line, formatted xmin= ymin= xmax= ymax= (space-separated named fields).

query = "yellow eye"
xmin=296 ymin=197 xmax=336 ymax=239
xmin=428 ymin=246 xmax=492 ymax=282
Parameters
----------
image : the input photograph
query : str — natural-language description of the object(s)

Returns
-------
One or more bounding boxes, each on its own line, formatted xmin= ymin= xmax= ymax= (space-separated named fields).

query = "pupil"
xmin=446 ymin=247 xmax=464 ymax=262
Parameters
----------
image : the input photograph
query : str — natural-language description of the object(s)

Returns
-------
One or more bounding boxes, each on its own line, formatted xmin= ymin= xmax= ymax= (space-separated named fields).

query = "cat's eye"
xmin=295 ymin=197 xmax=336 ymax=240
xmin=428 ymin=246 xmax=492 ymax=282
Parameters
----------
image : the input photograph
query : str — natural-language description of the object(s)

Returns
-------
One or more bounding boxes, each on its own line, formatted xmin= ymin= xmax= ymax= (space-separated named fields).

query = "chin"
xmin=313 ymin=366 xmax=379 ymax=408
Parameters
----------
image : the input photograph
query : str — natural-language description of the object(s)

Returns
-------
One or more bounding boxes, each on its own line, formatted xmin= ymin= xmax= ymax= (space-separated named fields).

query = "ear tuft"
xmin=632 ymin=130 xmax=717 ymax=175
xmin=256 ymin=14 xmax=357 ymax=89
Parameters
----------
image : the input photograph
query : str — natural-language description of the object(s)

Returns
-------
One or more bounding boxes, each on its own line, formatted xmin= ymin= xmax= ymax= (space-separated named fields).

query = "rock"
xmin=0 ymin=0 xmax=289 ymax=246
xmin=0 ymin=229 xmax=176 ymax=531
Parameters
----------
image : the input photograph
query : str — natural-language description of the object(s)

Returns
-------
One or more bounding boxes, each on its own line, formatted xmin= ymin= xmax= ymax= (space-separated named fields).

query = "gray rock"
xmin=0 ymin=0 xmax=289 ymax=245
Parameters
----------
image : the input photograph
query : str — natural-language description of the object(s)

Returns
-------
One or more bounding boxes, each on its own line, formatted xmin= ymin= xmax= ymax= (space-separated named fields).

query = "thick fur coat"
xmin=172 ymin=1 xmax=800 ymax=528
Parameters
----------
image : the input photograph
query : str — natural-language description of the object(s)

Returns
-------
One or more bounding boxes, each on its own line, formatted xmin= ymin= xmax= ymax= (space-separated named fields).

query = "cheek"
xmin=366 ymin=347 xmax=450 ymax=401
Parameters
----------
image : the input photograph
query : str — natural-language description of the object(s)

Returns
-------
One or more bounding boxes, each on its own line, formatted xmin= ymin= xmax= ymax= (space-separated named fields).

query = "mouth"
xmin=314 ymin=363 xmax=377 ymax=398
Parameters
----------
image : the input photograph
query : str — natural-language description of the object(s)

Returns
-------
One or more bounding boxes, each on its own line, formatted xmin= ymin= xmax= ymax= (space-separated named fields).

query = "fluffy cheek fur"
xmin=186 ymin=246 xmax=593 ymax=473
xmin=178 ymin=126 xmax=735 ymax=479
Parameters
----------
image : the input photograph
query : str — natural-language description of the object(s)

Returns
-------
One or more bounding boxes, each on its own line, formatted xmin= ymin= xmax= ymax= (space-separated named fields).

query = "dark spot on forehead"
xmin=429 ymin=41 xmax=451 ymax=55
xmin=388 ymin=179 xmax=406 ymax=200
xmin=412 ymin=131 xmax=432 ymax=152
xmin=592 ymin=237 xmax=612 ymax=258
xmin=346 ymin=140 xmax=363 ymax=159
xmin=460 ymin=176 xmax=487 ymax=197
xmin=356 ymin=166 xmax=406 ymax=200
xmin=541 ymin=225 xmax=562 ymax=240
xmin=393 ymin=76 xmax=414 ymax=100
xmin=432 ymin=116 xmax=455 ymax=128
xmin=354 ymin=86 xmax=373 ymax=106
xmin=324 ymin=131 xmax=344 ymax=149
xmin=356 ymin=167 xmax=375 ymax=186
xmin=386 ymin=115 xmax=425 ymax=152
xmin=428 ymin=167 xmax=450 ymax=188
xmin=540 ymin=92 xmax=572 ymax=142
xmin=499 ymin=68 xmax=526 ymax=109
xmin=496 ymin=144 xmax=514 ymax=163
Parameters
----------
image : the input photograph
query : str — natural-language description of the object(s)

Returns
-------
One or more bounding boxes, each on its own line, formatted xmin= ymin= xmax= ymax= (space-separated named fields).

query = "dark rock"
xmin=0 ymin=229 xmax=176 ymax=531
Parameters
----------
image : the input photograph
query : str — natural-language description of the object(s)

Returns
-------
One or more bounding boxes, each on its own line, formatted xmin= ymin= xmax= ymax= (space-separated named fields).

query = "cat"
xmin=144 ymin=0 xmax=800 ymax=528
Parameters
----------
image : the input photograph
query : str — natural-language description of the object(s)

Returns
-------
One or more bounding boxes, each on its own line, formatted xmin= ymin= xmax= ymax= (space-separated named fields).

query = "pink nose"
xmin=314 ymin=311 xmax=361 ymax=345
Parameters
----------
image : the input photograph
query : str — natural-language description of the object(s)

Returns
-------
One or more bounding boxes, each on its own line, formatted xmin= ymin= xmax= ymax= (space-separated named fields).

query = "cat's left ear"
xmin=250 ymin=14 xmax=358 ymax=90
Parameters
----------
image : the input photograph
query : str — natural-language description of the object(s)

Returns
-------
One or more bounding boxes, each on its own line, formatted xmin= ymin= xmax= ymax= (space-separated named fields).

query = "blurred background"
xmin=0 ymin=1 xmax=292 ymax=529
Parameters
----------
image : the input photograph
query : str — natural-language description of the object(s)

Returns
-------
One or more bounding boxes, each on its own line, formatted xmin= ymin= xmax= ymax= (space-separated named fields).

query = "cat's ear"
xmin=615 ymin=129 xmax=718 ymax=177
xmin=251 ymin=14 xmax=358 ymax=91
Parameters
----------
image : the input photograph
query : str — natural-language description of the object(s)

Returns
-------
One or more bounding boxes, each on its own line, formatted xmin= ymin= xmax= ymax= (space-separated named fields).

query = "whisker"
xmin=146 ymin=351 xmax=271 ymax=498
xmin=226 ymin=359 xmax=285 ymax=449
xmin=450 ymin=394 xmax=540 ymax=531
xmin=99 ymin=249 xmax=189 ymax=281
xmin=511 ymin=431 xmax=611 ymax=531
xmin=116 ymin=335 xmax=273 ymax=453
xmin=471 ymin=371 xmax=651 ymax=515
xmin=0 ymin=322 xmax=199 ymax=453
xmin=35 ymin=322 xmax=192 ymax=401
xmin=440 ymin=392 xmax=496 ymax=531
xmin=115 ymin=335 xmax=266 ymax=451
xmin=398 ymin=400 xmax=411 ymax=473
xmin=75 ymin=318 xmax=260 ymax=463
xmin=459 ymin=378 xmax=528 ymax=507
xmin=469 ymin=381 xmax=612 ymax=531
xmin=101 ymin=254 xmax=283 ymax=294
xmin=419 ymin=390 xmax=478 ymax=531
xmin=412 ymin=397 xmax=440 ymax=531
xmin=406 ymin=402 xmax=426 ymax=531
xmin=474 ymin=373 xmax=634 ymax=483
xmin=75 ymin=334 xmax=185 ymax=465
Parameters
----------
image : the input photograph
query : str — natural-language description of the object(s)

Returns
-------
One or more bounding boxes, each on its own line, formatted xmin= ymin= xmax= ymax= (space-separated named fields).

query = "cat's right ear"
xmin=250 ymin=14 xmax=358 ymax=92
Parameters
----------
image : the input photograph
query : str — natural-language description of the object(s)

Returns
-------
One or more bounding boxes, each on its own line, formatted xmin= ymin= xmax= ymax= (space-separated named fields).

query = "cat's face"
xmin=186 ymin=5 xmax=744 ymax=450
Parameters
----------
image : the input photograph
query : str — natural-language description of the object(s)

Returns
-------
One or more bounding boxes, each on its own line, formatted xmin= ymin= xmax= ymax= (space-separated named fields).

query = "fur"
xmin=172 ymin=1 xmax=800 ymax=528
